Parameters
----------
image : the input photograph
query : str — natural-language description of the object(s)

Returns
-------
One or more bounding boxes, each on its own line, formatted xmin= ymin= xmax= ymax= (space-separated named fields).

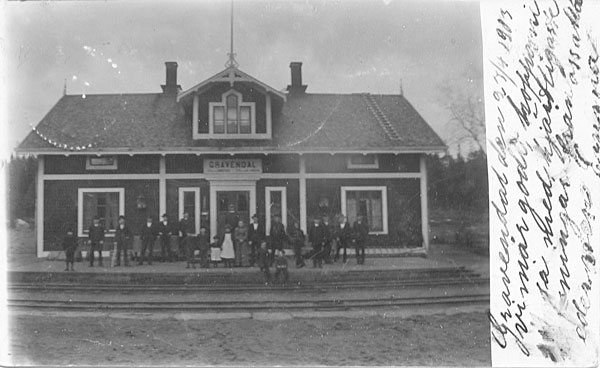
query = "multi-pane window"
xmin=78 ymin=188 xmax=124 ymax=236
xmin=210 ymin=91 xmax=254 ymax=136
xmin=342 ymin=187 xmax=387 ymax=234
xmin=179 ymin=188 xmax=200 ymax=235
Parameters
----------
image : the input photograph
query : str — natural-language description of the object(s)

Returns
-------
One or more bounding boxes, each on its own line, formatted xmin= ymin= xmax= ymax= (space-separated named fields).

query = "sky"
xmin=1 ymin=0 xmax=483 ymax=156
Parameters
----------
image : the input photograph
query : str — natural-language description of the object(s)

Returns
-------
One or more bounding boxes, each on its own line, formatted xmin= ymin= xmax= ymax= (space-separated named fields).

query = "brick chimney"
xmin=161 ymin=61 xmax=181 ymax=95
xmin=287 ymin=61 xmax=307 ymax=95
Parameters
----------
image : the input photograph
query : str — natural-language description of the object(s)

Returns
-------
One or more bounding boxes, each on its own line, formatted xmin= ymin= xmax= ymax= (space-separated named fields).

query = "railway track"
xmin=8 ymin=276 xmax=489 ymax=293
xmin=7 ymin=292 xmax=489 ymax=313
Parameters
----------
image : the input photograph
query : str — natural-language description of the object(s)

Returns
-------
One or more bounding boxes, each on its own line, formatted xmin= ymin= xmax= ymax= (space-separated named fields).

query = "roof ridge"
xmin=64 ymin=92 xmax=163 ymax=97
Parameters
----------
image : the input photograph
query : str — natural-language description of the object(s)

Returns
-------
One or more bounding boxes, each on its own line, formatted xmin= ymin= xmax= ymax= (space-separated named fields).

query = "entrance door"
xmin=216 ymin=191 xmax=250 ymax=236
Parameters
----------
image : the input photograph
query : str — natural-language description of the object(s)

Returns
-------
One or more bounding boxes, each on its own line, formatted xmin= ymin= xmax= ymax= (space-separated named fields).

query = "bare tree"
xmin=438 ymin=72 xmax=486 ymax=155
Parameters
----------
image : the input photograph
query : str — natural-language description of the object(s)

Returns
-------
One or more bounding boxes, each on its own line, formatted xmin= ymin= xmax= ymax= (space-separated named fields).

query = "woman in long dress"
xmin=220 ymin=225 xmax=235 ymax=268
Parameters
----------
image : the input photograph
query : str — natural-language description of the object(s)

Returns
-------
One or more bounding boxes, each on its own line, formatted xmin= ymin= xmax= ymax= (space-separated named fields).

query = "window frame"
xmin=86 ymin=155 xmax=118 ymax=170
xmin=265 ymin=186 xmax=287 ymax=235
xmin=77 ymin=188 xmax=125 ymax=237
xmin=347 ymin=154 xmax=379 ymax=169
xmin=340 ymin=186 xmax=388 ymax=235
xmin=178 ymin=187 xmax=201 ymax=236
xmin=207 ymin=89 xmax=258 ymax=138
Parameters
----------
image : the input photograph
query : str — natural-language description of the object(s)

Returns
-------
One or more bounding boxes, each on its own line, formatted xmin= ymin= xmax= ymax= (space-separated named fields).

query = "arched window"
xmin=209 ymin=90 xmax=254 ymax=136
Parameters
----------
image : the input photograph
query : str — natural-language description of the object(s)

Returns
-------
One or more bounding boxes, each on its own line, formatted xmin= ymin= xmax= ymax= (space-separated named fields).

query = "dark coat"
xmin=158 ymin=221 xmax=174 ymax=237
xmin=334 ymin=223 xmax=353 ymax=244
xmin=269 ymin=221 xmax=287 ymax=248
xmin=308 ymin=224 xmax=329 ymax=248
xmin=88 ymin=224 xmax=105 ymax=243
xmin=275 ymin=254 xmax=288 ymax=269
xmin=288 ymin=227 xmax=305 ymax=247
xmin=197 ymin=232 xmax=210 ymax=251
xmin=141 ymin=223 xmax=158 ymax=242
xmin=114 ymin=225 xmax=132 ymax=246
xmin=353 ymin=221 xmax=370 ymax=244
xmin=179 ymin=218 xmax=194 ymax=237
xmin=248 ymin=222 xmax=265 ymax=245
xmin=62 ymin=234 xmax=78 ymax=252
xmin=257 ymin=247 xmax=270 ymax=268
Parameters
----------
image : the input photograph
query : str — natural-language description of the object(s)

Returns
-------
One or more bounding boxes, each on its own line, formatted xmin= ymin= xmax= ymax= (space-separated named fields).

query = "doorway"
xmin=216 ymin=191 xmax=250 ymax=236
xmin=209 ymin=181 xmax=256 ymax=239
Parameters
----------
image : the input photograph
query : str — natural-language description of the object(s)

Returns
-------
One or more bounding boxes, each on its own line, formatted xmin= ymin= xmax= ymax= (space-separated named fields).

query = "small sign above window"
xmin=86 ymin=156 xmax=118 ymax=170
xmin=347 ymin=154 xmax=379 ymax=169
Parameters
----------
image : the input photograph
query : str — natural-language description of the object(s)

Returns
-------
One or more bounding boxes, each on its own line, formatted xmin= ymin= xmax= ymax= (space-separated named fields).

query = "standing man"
xmin=114 ymin=215 xmax=132 ymax=267
xmin=288 ymin=221 xmax=306 ymax=268
xmin=139 ymin=216 xmax=157 ymax=265
xmin=234 ymin=219 xmax=249 ymax=267
xmin=353 ymin=215 xmax=369 ymax=265
xmin=247 ymin=214 xmax=264 ymax=267
xmin=308 ymin=217 xmax=327 ymax=268
xmin=179 ymin=211 xmax=194 ymax=263
xmin=158 ymin=213 xmax=174 ymax=262
xmin=269 ymin=215 xmax=287 ymax=264
xmin=88 ymin=217 xmax=105 ymax=267
xmin=322 ymin=216 xmax=334 ymax=264
xmin=224 ymin=203 xmax=239 ymax=231
xmin=334 ymin=215 xmax=352 ymax=263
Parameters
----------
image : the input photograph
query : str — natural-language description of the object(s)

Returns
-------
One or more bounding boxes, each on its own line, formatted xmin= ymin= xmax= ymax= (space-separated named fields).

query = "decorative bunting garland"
xmin=30 ymin=124 xmax=97 ymax=151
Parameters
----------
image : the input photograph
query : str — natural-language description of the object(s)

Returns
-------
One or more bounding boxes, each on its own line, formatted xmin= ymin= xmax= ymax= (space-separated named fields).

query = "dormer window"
xmin=202 ymin=89 xmax=264 ymax=139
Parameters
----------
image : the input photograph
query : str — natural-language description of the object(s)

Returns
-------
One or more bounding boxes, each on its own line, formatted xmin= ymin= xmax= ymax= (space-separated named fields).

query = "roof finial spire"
xmin=225 ymin=0 xmax=238 ymax=68
xmin=63 ymin=78 xmax=67 ymax=96
xmin=399 ymin=79 xmax=403 ymax=96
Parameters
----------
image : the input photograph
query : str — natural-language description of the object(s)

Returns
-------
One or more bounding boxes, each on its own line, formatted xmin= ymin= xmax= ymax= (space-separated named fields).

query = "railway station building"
xmin=17 ymin=60 xmax=446 ymax=258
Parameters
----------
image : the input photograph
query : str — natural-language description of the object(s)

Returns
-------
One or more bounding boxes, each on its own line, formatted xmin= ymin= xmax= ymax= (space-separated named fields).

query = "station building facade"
xmin=17 ymin=61 xmax=446 ymax=257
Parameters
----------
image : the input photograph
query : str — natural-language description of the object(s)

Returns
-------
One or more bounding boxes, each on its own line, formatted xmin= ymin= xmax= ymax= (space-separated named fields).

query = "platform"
xmin=7 ymin=243 xmax=488 ymax=286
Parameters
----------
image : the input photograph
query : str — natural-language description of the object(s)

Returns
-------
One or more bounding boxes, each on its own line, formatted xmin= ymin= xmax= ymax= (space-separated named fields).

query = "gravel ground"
xmin=8 ymin=312 xmax=490 ymax=366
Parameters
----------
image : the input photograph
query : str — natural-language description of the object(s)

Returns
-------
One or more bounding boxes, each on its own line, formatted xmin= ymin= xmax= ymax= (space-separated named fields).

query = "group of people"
xmin=62 ymin=211 xmax=371 ymax=281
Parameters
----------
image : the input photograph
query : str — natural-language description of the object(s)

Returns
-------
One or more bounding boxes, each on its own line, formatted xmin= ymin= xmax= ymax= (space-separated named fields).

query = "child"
xmin=274 ymin=249 xmax=289 ymax=284
xmin=62 ymin=228 xmax=78 ymax=271
xmin=257 ymin=240 xmax=271 ymax=284
xmin=220 ymin=225 xmax=235 ymax=268
xmin=210 ymin=235 xmax=222 ymax=268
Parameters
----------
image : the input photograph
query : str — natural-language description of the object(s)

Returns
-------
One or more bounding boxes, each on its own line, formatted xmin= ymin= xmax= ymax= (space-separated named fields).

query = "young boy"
xmin=257 ymin=240 xmax=271 ymax=284
xmin=210 ymin=235 xmax=222 ymax=268
xmin=88 ymin=217 xmax=105 ymax=267
xmin=62 ymin=228 xmax=78 ymax=271
xmin=274 ymin=249 xmax=289 ymax=285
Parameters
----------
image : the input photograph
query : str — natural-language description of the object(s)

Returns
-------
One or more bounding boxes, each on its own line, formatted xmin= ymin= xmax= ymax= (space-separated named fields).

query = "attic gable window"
xmin=193 ymin=88 xmax=271 ymax=140
xmin=209 ymin=90 xmax=255 ymax=137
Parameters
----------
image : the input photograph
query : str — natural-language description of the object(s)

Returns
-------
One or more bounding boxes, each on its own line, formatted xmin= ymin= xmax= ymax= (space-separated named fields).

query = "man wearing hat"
xmin=269 ymin=214 xmax=287 ymax=265
xmin=114 ymin=215 xmax=132 ymax=266
xmin=247 ymin=214 xmax=264 ymax=267
xmin=158 ymin=213 xmax=174 ymax=262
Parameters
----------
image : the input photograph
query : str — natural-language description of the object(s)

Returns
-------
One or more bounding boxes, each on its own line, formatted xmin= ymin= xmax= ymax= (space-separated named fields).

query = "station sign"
xmin=203 ymin=158 xmax=263 ymax=174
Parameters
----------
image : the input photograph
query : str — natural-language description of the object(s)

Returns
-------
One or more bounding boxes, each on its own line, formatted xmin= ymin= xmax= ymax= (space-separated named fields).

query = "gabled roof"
xmin=17 ymin=91 xmax=445 ymax=154
xmin=178 ymin=66 xmax=286 ymax=102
